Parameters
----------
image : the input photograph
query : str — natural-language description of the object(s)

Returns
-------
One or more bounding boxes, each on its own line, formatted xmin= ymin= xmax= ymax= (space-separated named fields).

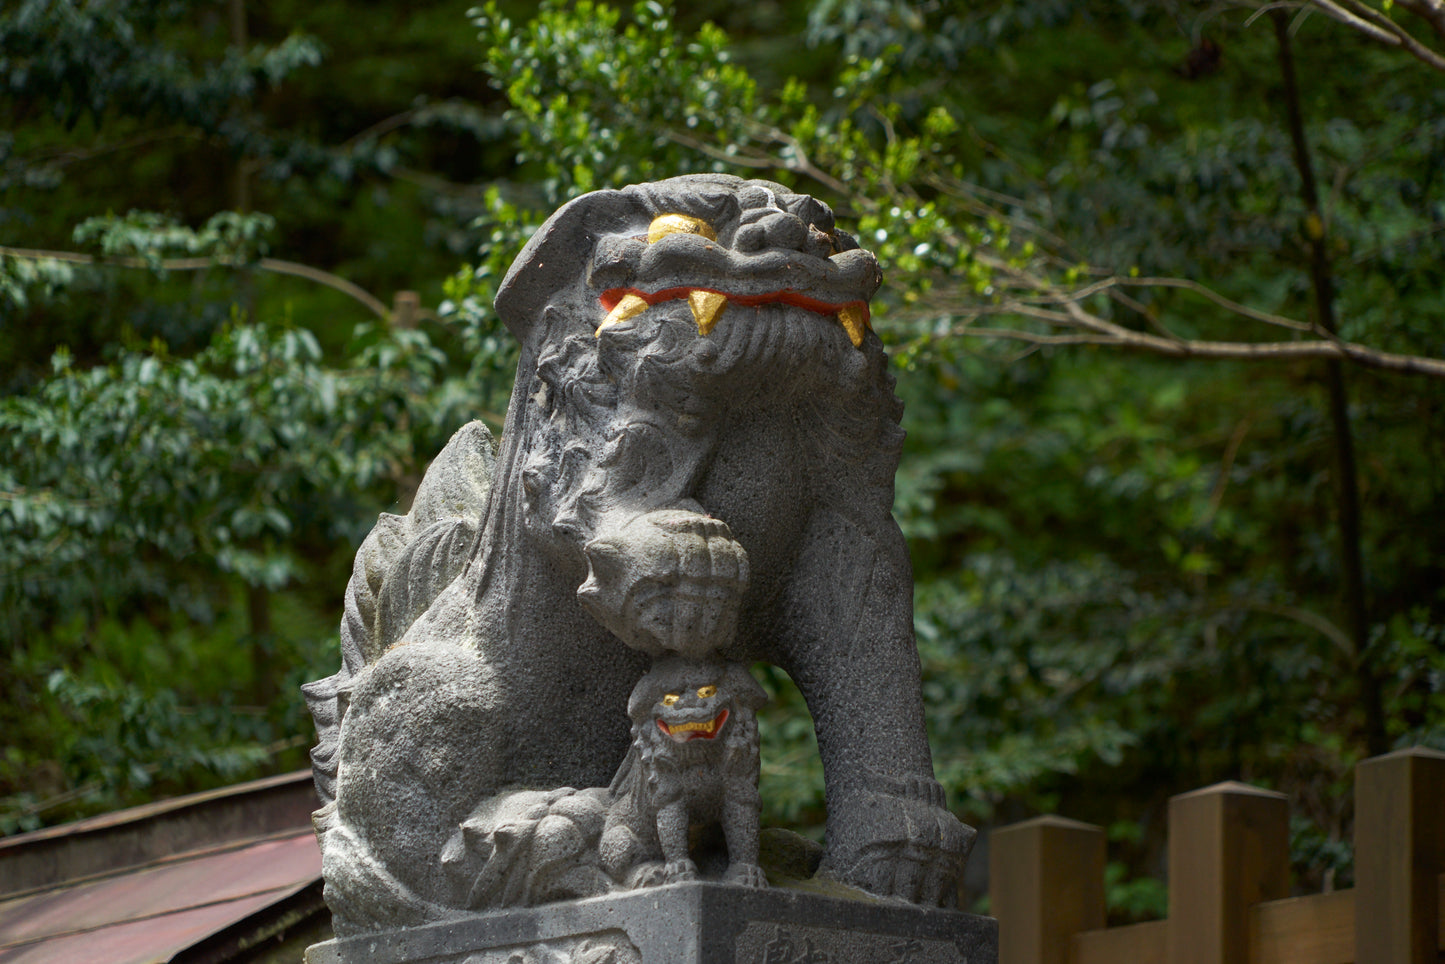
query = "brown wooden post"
xmin=392 ymin=290 xmax=420 ymax=329
xmin=1354 ymin=747 xmax=1445 ymax=964
xmin=991 ymin=816 xmax=1107 ymax=964
xmin=1166 ymin=781 xmax=1289 ymax=964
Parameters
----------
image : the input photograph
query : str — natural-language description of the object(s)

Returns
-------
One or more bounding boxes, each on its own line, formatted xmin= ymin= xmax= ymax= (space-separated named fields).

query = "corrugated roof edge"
xmin=0 ymin=770 xmax=320 ymax=899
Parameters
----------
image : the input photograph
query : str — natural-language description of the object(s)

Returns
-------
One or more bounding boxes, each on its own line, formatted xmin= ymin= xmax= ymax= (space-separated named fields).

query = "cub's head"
xmin=628 ymin=657 xmax=767 ymax=752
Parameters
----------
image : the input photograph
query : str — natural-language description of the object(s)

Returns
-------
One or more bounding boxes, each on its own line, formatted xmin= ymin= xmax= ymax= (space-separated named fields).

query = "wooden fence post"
xmin=392 ymin=290 xmax=420 ymax=329
xmin=991 ymin=816 xmax=1107 ymax=964
xmin=1354 ymin=747 xmax=1445 ymax=964
xmin=1166 ymin=781 xmax=1289 ymax=964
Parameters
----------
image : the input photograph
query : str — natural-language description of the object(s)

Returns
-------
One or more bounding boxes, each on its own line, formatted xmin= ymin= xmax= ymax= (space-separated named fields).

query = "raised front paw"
xmin=723 ymin=862 xmax=768 ymax=889
xmin=577 ymin=509 xmax=749 ymax=659
xmin=824 ymin=773 xmax=976 ymax=908
xmin=662 ymin=858 xmax=699 ymax=883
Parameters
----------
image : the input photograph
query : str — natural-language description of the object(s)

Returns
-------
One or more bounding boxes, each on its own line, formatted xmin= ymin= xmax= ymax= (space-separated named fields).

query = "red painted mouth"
xmin=600 ymin=286 xmax=870 ymax=327
xmin=657 ymin=709 xmax=729 ymax=742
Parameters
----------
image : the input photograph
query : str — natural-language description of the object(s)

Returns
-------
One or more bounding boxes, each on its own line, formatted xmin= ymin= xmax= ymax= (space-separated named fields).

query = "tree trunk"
xmin=246 ymin=581 xmax=276 ymax=705
xmin=1271 ymin=10 xmax=1386 ymax=756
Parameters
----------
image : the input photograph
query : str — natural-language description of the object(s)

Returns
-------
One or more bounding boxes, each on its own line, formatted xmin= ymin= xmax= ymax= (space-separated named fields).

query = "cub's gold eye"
xmin=697 ymin=685 xmax=717 ymax=699
xmin=662 ymin=694 xmax=680 ymax=706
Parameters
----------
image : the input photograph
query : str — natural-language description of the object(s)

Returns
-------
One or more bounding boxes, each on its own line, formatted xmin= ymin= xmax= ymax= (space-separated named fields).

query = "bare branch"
xmin=1309 ymin=0 xmax=1403 ymax=43
xmin=1396 ymin=0 xmax=1445 ymax=37
xmin=252 ymin=258 xmax=390 ymax=319
xmin=663 ymin=129 xmax=784 ymax=172
xmin=757 ymin=126 xmax=854 ymax=198
xmin=1226 ymin=601 xmax=1355 ymax=654
xmin=947 ymin=317 xmax=1445 ymax=378
xmin=1112 ymin=276 xmax=1314 ymax=332
xmin=1308 ymin=0 xmax=1445 ymax=70
xmin=1201 ymin=415 xmax=1256 ymax=527
xmin=0 ymin=246 xmax=390 ymax=320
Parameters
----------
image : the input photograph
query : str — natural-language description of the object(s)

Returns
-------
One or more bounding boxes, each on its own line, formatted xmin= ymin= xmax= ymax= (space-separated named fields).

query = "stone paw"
xmin=623 ymin=861 xmax=666 ymax=889
xmin=662 ymin=858 xmax=699 ymax=884
xmin=823 ymin=773 xmax=976 ymax=908
xmin=723 ymin=862 xmax=768 ymax=889
xmin=577 ymin=509 xmax=749 ymax=659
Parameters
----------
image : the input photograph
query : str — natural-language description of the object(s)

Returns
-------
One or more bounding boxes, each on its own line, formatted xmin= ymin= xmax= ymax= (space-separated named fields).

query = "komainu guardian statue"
xmin=303 ymin=175 xmax=976 ymax=937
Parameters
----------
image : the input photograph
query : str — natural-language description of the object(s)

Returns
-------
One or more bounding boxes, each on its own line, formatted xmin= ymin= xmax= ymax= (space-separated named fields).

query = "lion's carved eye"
xmin=662 ymin=694 xmax=680 ymax=706
xmin=697 ymin=685 xmax=717 ymax=699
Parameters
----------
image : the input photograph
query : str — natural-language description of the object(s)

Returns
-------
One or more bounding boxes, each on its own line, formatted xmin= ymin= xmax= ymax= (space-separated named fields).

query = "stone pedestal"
xmin=304 ymin=882 xmax=998 ymax=964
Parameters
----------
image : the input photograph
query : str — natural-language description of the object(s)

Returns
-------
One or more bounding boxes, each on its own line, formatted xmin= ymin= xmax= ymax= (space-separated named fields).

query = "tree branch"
xmin=948 ymin=314 xmax=1445 ymax=377
xmin=0 ymin=246 xmax=390 ymax=320
xmin=1110 ymin=276 xmax=1314 ymax=332
xmin=1308 ymin=0 xmax=1445 ymax=70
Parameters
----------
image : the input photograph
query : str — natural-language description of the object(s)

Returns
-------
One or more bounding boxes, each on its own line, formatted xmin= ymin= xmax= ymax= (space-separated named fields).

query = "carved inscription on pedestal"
xmin=735 ymin=921 xmax=965 ymax=964
xmin=456 ymin=929 xmax=640 ymax=964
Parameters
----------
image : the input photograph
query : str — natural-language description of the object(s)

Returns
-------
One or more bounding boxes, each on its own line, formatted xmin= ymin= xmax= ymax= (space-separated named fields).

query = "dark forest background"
xmin=5 ymin=0 xmax=1445 ymax=917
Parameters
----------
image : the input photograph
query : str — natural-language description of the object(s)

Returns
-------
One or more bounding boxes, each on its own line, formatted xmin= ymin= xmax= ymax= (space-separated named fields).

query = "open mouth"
xmin=596 ymin=286 xmax=871 ymax=347
xmin=656 ymin=709 xmax=729 ymax=743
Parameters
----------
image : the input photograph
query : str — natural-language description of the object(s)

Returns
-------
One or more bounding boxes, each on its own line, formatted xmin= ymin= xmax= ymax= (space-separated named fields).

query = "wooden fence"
xmin=989 ymin=747 xmax=1445 ymax=964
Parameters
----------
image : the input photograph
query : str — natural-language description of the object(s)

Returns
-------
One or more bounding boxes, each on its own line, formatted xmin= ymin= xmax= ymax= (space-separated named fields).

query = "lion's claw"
xmin=662 ymin=858 xmax=699 ymax=883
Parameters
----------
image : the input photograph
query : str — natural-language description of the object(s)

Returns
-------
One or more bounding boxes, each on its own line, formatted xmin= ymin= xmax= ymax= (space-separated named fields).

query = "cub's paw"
xmin=723 ymin=862 xmax=768 ymax=889
xmin=662 ymin=858 xmax=699 ymax=883
xmin=624 ymin=861 xmax=666 ymax=889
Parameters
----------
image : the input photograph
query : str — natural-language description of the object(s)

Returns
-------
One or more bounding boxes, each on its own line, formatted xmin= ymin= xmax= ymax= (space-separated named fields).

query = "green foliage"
xmin=1 ymin=0 xmax=318 ymax=132
xmin=1105 ymin=858 xmax=1169 ymax=923
xmin=474 ymin=0 xmax=759 ymax=202
xmin=72 ymin=210 xmax=277 ymax=265
xmin=0 ymin=312 xmax=487 ymax=826
xmin=1 ymin=320 xmax=448 ymax=630
xmin=755 ymin=665 xmax=826 ymax=838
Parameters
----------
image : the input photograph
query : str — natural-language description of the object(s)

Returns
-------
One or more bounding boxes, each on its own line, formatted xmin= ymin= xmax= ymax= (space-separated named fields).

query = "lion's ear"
xmin=627 ymin=681 xmax=658 ymax=723
xmin=494 ymin=188 xmax=646 ymax=346
xmin=724 ymin=664 xmax=768 ymax=711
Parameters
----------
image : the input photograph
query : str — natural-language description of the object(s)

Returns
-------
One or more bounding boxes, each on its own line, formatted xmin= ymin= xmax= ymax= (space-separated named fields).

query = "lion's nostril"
xmin=761 ymin=213 xmax=808 ymax=252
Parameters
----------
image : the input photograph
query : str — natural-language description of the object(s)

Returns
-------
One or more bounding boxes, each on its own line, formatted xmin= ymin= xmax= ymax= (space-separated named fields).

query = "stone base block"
xmin=304 ymin=882 xmax=998 ymax=964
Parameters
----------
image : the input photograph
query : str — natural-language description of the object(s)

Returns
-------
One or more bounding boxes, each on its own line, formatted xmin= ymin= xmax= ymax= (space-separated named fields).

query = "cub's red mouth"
xmin=656 ymin=709 xmax=729 ymax=743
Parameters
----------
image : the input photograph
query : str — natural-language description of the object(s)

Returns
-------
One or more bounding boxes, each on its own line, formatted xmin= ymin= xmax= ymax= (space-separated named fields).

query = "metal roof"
xmin=0 ymin=772 xmax=324 ymax=964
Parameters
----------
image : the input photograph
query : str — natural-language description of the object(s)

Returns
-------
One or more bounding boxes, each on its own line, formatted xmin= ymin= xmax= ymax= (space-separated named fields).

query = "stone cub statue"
xmin=600 ymin=658 xmax=769 ymax=888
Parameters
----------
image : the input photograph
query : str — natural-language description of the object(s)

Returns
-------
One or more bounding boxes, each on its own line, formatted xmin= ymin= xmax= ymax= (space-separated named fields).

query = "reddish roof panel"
xmin=0 ymin=830 xmax=321 ymax=964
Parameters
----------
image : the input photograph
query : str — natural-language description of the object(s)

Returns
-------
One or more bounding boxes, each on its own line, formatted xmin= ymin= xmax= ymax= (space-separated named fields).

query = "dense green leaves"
xmin=0 ymin=315 xmax=484 ymax=828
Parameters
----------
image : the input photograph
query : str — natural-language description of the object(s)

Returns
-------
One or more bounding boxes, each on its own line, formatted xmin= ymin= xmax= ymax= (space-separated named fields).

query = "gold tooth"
xmin=594 ymin=293 xmax=650 ymax=337
xmin=648 ymin=213 xmax=717 ymax=244
xmin=665 ymin=716 xmax=721 ymax=733
xmin=837 ymin=304 xmax=870 ymax=347
xmin=687 ymin=290 xmax=728 ymax=336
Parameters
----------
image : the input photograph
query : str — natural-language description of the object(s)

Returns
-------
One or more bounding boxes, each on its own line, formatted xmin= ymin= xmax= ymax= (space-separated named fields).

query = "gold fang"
xmin=836 ymin=304 xmax=869 ymax=348
xmin=595 ymin=293 xmax=650 ymax=337
xmin=647 ymin=213 xmax=717 ymax=244
xmin=687 ymin=290 xmax=728 ymax=336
